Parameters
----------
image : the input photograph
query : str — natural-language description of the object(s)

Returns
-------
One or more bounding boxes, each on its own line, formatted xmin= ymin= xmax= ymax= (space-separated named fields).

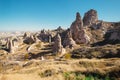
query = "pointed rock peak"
xmin=76 ymin=12 xmax=81 ymax=21
xmin=55 ymin=26 xmax=64 ymax=32
xmin=88 ymin=9 xmax=97 ymax=15
xmin=57 ymin=26 xmax=62 ymax=30
xmin=41 ymin=29 xmax=46 ymax=34
xmin=56 ymin=33 xmax=61 ymax=40
xmin=23 ymin=32 xmax=30 ymax=38
xmin=83 ymin=9 xmax=98 ymax=26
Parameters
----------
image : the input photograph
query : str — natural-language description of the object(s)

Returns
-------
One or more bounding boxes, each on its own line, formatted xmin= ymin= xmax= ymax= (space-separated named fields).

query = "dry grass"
xmin=0 ymin=58 xmax=119 ymax=80
xmin=0 ymin=75 xmax=7 ymax=80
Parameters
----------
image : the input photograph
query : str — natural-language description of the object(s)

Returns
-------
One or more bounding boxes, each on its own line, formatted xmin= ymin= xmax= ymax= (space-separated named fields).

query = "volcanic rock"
xmin=38 ymin=29 xmax=52 ymax=42
xmin=63 ymin=29 xmax=76 ymax=48
xmin=76 ymin=29 xmax=90 ymax=44
xmin=53 ymin=34 xmax=66 ymax=54
xmin=70 ymin=12 xmax=83 ymax=40
xmin=70 ymin=12 xmax=91 ymax=44
xmin=23 ymin=35 xmax=35 ymax=44
xmin=83 ymin=9 xmax=98 ymax=26
xmin=6 ymin=39 xmax=15 ymax=53
xmin=53 ymin=34 xmax=62 ymax=53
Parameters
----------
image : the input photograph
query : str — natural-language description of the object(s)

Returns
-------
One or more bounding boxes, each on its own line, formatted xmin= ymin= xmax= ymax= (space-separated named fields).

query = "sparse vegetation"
xmin=38 ymin=69 xmax=55 ymax=78
xmin=63 ymin=72 xmax=115 ymax=80
xmin=71 ymin=45 xmax=120 ymax=59
xmin=64 ymin=53 xmax=71 ymax=59
xmin=24 ymin=53 xmax=31 ymax=60
xmin=0 ymin=7 xmax=120 ymax=80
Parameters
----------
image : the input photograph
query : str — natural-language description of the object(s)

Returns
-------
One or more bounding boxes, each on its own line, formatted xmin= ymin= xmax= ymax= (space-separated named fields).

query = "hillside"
xmin=0 ymin=9 xmax=120 ymax=80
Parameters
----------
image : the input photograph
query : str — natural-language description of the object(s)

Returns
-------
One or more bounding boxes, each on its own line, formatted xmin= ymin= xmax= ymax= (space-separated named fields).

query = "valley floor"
xmin=0 ymin=58 xmax=120 ymax=80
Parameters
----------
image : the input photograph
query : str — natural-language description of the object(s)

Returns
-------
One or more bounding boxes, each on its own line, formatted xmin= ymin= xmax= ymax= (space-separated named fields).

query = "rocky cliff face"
xmin=70 ymin=12 xmax=91 ymax=44
xmin=76 ymin=29 xmax=91 ymax=44
xmin=83 ymin=9 xmax=98 ymax=26
xmin=69 ymin=9 xmax=120 ymax=45
xmin=63 ymin=29 xmax=76 ymax=48
xmin=70 ymin=12 xmax=83 ymax=40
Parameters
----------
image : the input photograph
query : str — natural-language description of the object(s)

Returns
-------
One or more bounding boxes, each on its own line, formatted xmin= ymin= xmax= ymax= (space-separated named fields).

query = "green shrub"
xmin=64 ymin=53 xmax=71 ymax=59
xmin=63 ymin=72 xmax=115 ymax=80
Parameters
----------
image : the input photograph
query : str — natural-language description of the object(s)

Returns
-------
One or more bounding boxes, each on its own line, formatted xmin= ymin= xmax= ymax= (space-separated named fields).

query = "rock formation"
xmin=70 ymin=12 xmax=83 ymax=40
xmin=70 ymin=12 xmax=91 ymax=44
xmin=23 ymin=35 xmax=35 ymax=44
xmin=55 ymin=26 xmax=64 ymax=33
xmin=109 ymin=32 xmax=120 ymax=40
xmin=76 ymin=29 xmax=90 ymax=44
xmin=53 ymin=34 xmax=66 ymax=55
xmin=34 ymin=34 xmax=41 ymax=43
xmin=38 ymin=29 xmax=52 ymax=42
xmin=63 ymin=29 xmax=76 ymax=48
xmin=23 ymin=32 xmax=30 ymax=39
xmin=83 ymin=9 xmax=98 ymax=26
xmin=6 ymin=39 xmax=15 ymax=53
xmin=105 ymin=22 xmax=120 ymax=42
xmin=48 ymin=35 xmax=52 ymax=43
xmin=53 ymin=34 xmax=63 ymax=53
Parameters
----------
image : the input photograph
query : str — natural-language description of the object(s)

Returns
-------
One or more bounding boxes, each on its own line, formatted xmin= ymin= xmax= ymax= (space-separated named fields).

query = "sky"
xmin=0 ymin=0 xmax=120 ymax=31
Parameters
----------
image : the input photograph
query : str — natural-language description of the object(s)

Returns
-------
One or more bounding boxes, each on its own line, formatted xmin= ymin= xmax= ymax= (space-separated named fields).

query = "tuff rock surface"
xmin=83 ymin=9 xmax=98 ymax=26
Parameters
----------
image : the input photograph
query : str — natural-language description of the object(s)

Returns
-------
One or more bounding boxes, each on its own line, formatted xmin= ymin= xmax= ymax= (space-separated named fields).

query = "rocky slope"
xmin=0 ymin=9 xmax=120 ymax=80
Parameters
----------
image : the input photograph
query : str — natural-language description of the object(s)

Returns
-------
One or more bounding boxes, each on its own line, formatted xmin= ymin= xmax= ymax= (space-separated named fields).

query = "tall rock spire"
xmin=83 ymin=9 xmax=98 ymax=26
xmin=70 ymin=12 xmax=91 ymax=44
xmin=6 ymin=39 xmax=15 ymax=53
xmin=70 ymin=12 xmax=83 ymax=40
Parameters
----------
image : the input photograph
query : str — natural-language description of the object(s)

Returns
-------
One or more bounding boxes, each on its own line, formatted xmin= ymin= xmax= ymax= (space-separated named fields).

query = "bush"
xmin=63 ymin=72 xmax=115 ymax=80
xmin=24 ymin=53 xmax=31 ymax=60
xmin=38 ymin=69 xmax=55 ymax=78
xmin=64 ymin=53 xmax=71 ymax=59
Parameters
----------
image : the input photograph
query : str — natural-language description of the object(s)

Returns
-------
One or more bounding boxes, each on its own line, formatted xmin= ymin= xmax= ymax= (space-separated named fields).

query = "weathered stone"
xmin=109 ymin=32 xmax=120 ymax=40
xmin=53 ymin=34 xmax=62 ymax=53
xmin=83 ymin=9 xmax=98 ymax=26
xmin=38 ymin=29 xmax=51 ymax=42
xmin=23 ymin=35 xmax=35 ymax=44
xmin=34 ymin=34 xmax=41 ymax=43
xmin=23 ymin=32 xmax=30 ymax=39
xmin=70 ymin=12 xmax=91 ymax=44
xmin=6 ymin=38 xmax=15 ymax=53
xmin=48 ymin=35 xmax=52 ymax=43
xmin=76 ymin=29 xmax=90 ymax=44
xmin=63 ymin=29 xmax=76 ymax=48
xmin=70 ymin=12 xmax=83 ymax=40
xmin=55 ymin=26 xmax=64 ymax=32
